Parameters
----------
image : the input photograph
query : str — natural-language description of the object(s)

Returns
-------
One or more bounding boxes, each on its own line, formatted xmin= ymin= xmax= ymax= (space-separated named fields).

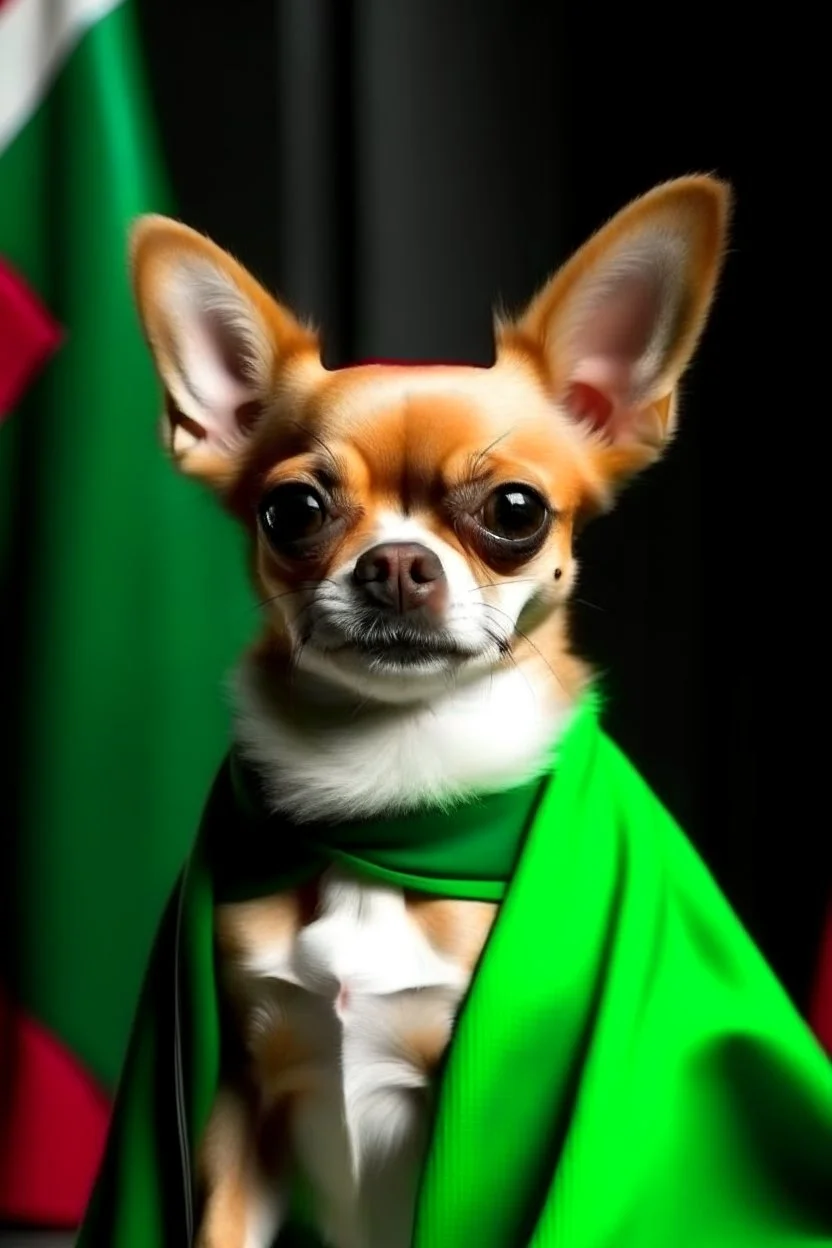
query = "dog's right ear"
xmin=130 ymin=216 xmax=320 ymax=486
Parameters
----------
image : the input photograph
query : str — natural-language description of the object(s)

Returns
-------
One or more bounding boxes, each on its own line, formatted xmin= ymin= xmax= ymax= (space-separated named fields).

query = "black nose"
xmin=352 ymin=542 xmax=448 ymax=615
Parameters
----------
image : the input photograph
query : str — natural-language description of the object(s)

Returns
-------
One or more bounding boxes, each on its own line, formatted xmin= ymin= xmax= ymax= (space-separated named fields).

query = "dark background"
xmin=134 ymin=0 xmax=824 ymax=1012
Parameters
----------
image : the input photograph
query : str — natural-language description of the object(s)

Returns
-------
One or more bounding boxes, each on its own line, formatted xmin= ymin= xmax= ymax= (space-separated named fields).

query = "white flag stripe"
xmin=0 ymin=0 xmax=125 ymax=155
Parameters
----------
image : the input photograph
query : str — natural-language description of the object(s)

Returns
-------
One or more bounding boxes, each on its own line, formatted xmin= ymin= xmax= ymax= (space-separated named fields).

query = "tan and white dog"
xmin=129 ymin=175 xmax=729 ymax=1248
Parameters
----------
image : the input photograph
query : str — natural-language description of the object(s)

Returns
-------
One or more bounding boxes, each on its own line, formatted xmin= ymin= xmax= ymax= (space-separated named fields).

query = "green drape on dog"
xmin=77 ymin=692 xmax=832 ymax=1247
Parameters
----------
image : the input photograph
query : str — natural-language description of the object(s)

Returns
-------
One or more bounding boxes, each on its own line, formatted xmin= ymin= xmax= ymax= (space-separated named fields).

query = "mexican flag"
xmin=0 ymin=0 xmax=251 ymax=1226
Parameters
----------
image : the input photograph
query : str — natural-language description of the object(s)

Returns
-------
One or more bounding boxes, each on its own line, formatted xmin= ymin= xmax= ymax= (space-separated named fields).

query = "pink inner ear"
xmin=558 ymin=266 xmax=667 ymax=440
xmin=563 ymin=381 xmax=613 ymax=433
xmin=576 ymin=272 xmax=661 ymax=365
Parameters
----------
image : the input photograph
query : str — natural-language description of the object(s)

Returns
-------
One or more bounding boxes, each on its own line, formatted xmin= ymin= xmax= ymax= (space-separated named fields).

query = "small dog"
xmin=129 ymin=176 xmax=729 ymax=1248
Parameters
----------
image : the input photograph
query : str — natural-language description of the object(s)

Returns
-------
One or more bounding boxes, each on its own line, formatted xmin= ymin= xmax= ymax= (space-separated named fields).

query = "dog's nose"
xmin=352 ymin=542 xmax=447 ymax=614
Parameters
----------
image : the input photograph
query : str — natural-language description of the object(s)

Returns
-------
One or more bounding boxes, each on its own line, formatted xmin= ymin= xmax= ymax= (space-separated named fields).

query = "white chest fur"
xmin=231 ymin=656 xmax=575 ymax=824
xmin=220 ymin=868 xmax=489 ymax=1248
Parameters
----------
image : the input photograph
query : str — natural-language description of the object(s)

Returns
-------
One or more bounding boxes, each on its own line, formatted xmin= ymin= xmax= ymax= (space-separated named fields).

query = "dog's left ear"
xmin=500 ymin=175 xmax=731 ymax=485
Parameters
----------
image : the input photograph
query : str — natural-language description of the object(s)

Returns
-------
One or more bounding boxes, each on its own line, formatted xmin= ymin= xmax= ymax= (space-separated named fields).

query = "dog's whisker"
xmin=466 ymin=576 xmax=541 ymax=594
xmin=480 ymin=602 xmax=566 ymax=694
xmin=482 ymin=624 xmax=539 ymax=708
xmin=256 ymin=587 xmax=341 ymax=613
xmin=254 ymin=579 xmax=341 ymax=612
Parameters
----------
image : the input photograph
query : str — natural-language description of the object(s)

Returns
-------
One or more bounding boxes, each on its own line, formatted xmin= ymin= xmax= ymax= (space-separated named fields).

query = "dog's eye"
xmin=258 ymin=484 xmax=330 ymax=552
xmin=481 ymin=485 xmax=549 ymax=543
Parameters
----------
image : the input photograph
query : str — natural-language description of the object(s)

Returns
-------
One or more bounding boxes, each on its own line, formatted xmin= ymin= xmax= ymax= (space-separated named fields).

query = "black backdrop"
xmin=136 ymin=0 xmax=825 ymax=1012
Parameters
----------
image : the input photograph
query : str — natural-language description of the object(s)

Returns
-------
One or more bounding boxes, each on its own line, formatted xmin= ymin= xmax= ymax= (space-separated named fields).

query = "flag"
xmin=0 ymin=0 xmax=252 ymax=1224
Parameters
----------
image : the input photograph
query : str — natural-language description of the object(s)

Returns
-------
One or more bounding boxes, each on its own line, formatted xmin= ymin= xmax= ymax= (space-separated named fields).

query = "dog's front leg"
xmin=195 ymin=1084 xmax=286 ymax=1248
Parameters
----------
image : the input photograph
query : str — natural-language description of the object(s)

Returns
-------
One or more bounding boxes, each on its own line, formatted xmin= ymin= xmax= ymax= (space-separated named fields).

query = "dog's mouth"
xmin=298 ymin=607 xmax=512 ymax=681
xmin=330 ymin=636 xmax=474 ymax=669
xmin=314 ymin=620 xmax=484 ymax=671
xmin=352 ymin=639 xmax=470 ymax=666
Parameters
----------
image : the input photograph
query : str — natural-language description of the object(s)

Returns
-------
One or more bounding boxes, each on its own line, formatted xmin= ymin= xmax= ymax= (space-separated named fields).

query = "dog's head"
xmin=130 ymin=177 xmax=729 ymax=705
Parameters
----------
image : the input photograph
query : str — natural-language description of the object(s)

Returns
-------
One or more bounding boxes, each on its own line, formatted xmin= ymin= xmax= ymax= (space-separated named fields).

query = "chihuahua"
xmin=129 ymin=175 xmax=729 ymax=1248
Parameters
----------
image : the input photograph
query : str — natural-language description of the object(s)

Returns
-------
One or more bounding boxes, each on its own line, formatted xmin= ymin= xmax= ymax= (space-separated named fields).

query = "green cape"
xmin=77 ymin=693 xmax=832 ymax=1246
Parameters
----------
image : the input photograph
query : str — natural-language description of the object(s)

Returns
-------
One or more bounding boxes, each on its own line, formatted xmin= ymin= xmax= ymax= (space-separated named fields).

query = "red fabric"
xmin=810 ymin=898 xmax=832 ymax=1056
xmin=0 ymin=983 xmax=110 ymax=1226
xmin=0 ymin=258 xmax=63 ymax=420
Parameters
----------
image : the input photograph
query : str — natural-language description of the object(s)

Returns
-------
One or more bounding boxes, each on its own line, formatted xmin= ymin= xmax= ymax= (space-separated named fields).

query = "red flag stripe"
xmin=0 ymin=983 xmax=110 ymax=1225
xmin=0 ymin=257 xmax=62 ymax=419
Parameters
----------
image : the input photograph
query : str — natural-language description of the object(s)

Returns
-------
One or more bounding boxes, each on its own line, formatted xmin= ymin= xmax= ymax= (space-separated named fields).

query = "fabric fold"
xmin=78 ymin=696 xmax=832 ymax=1247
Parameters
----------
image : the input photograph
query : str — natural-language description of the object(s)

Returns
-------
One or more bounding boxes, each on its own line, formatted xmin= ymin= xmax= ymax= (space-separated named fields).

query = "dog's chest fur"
xmin=217 ymin=868 xmax=496 ymax=1248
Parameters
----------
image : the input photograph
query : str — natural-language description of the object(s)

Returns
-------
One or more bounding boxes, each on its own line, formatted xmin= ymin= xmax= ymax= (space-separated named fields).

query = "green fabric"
xmin=212 ymin=746 xmax=550 ymax=903
xmin=78 ymin=693 xmax=832 ymax=1247
xmin=0 ymin=1 xmax=251 ymax=1089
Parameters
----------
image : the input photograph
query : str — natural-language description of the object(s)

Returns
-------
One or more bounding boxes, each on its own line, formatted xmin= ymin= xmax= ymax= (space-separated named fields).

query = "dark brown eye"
xmin=258 ymin=483 xmax=329 ymax=554
xmin=480 ymin=485 xmax=549 ymax=543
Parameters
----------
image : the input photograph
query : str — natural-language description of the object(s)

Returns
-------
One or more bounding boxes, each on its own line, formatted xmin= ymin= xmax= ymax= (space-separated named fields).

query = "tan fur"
xmin=196 ymin=1088 xmax=261 ymax=1248
xmin=405 ymin=895 xmax=499 ymax=973
xmin=252 ymin=1023 xmax=319 ymax=1102
xmin=400 ymin=1020 xmax=455 ymax=1077
xmin=216 ymin=893 xmax=306 ymax=962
